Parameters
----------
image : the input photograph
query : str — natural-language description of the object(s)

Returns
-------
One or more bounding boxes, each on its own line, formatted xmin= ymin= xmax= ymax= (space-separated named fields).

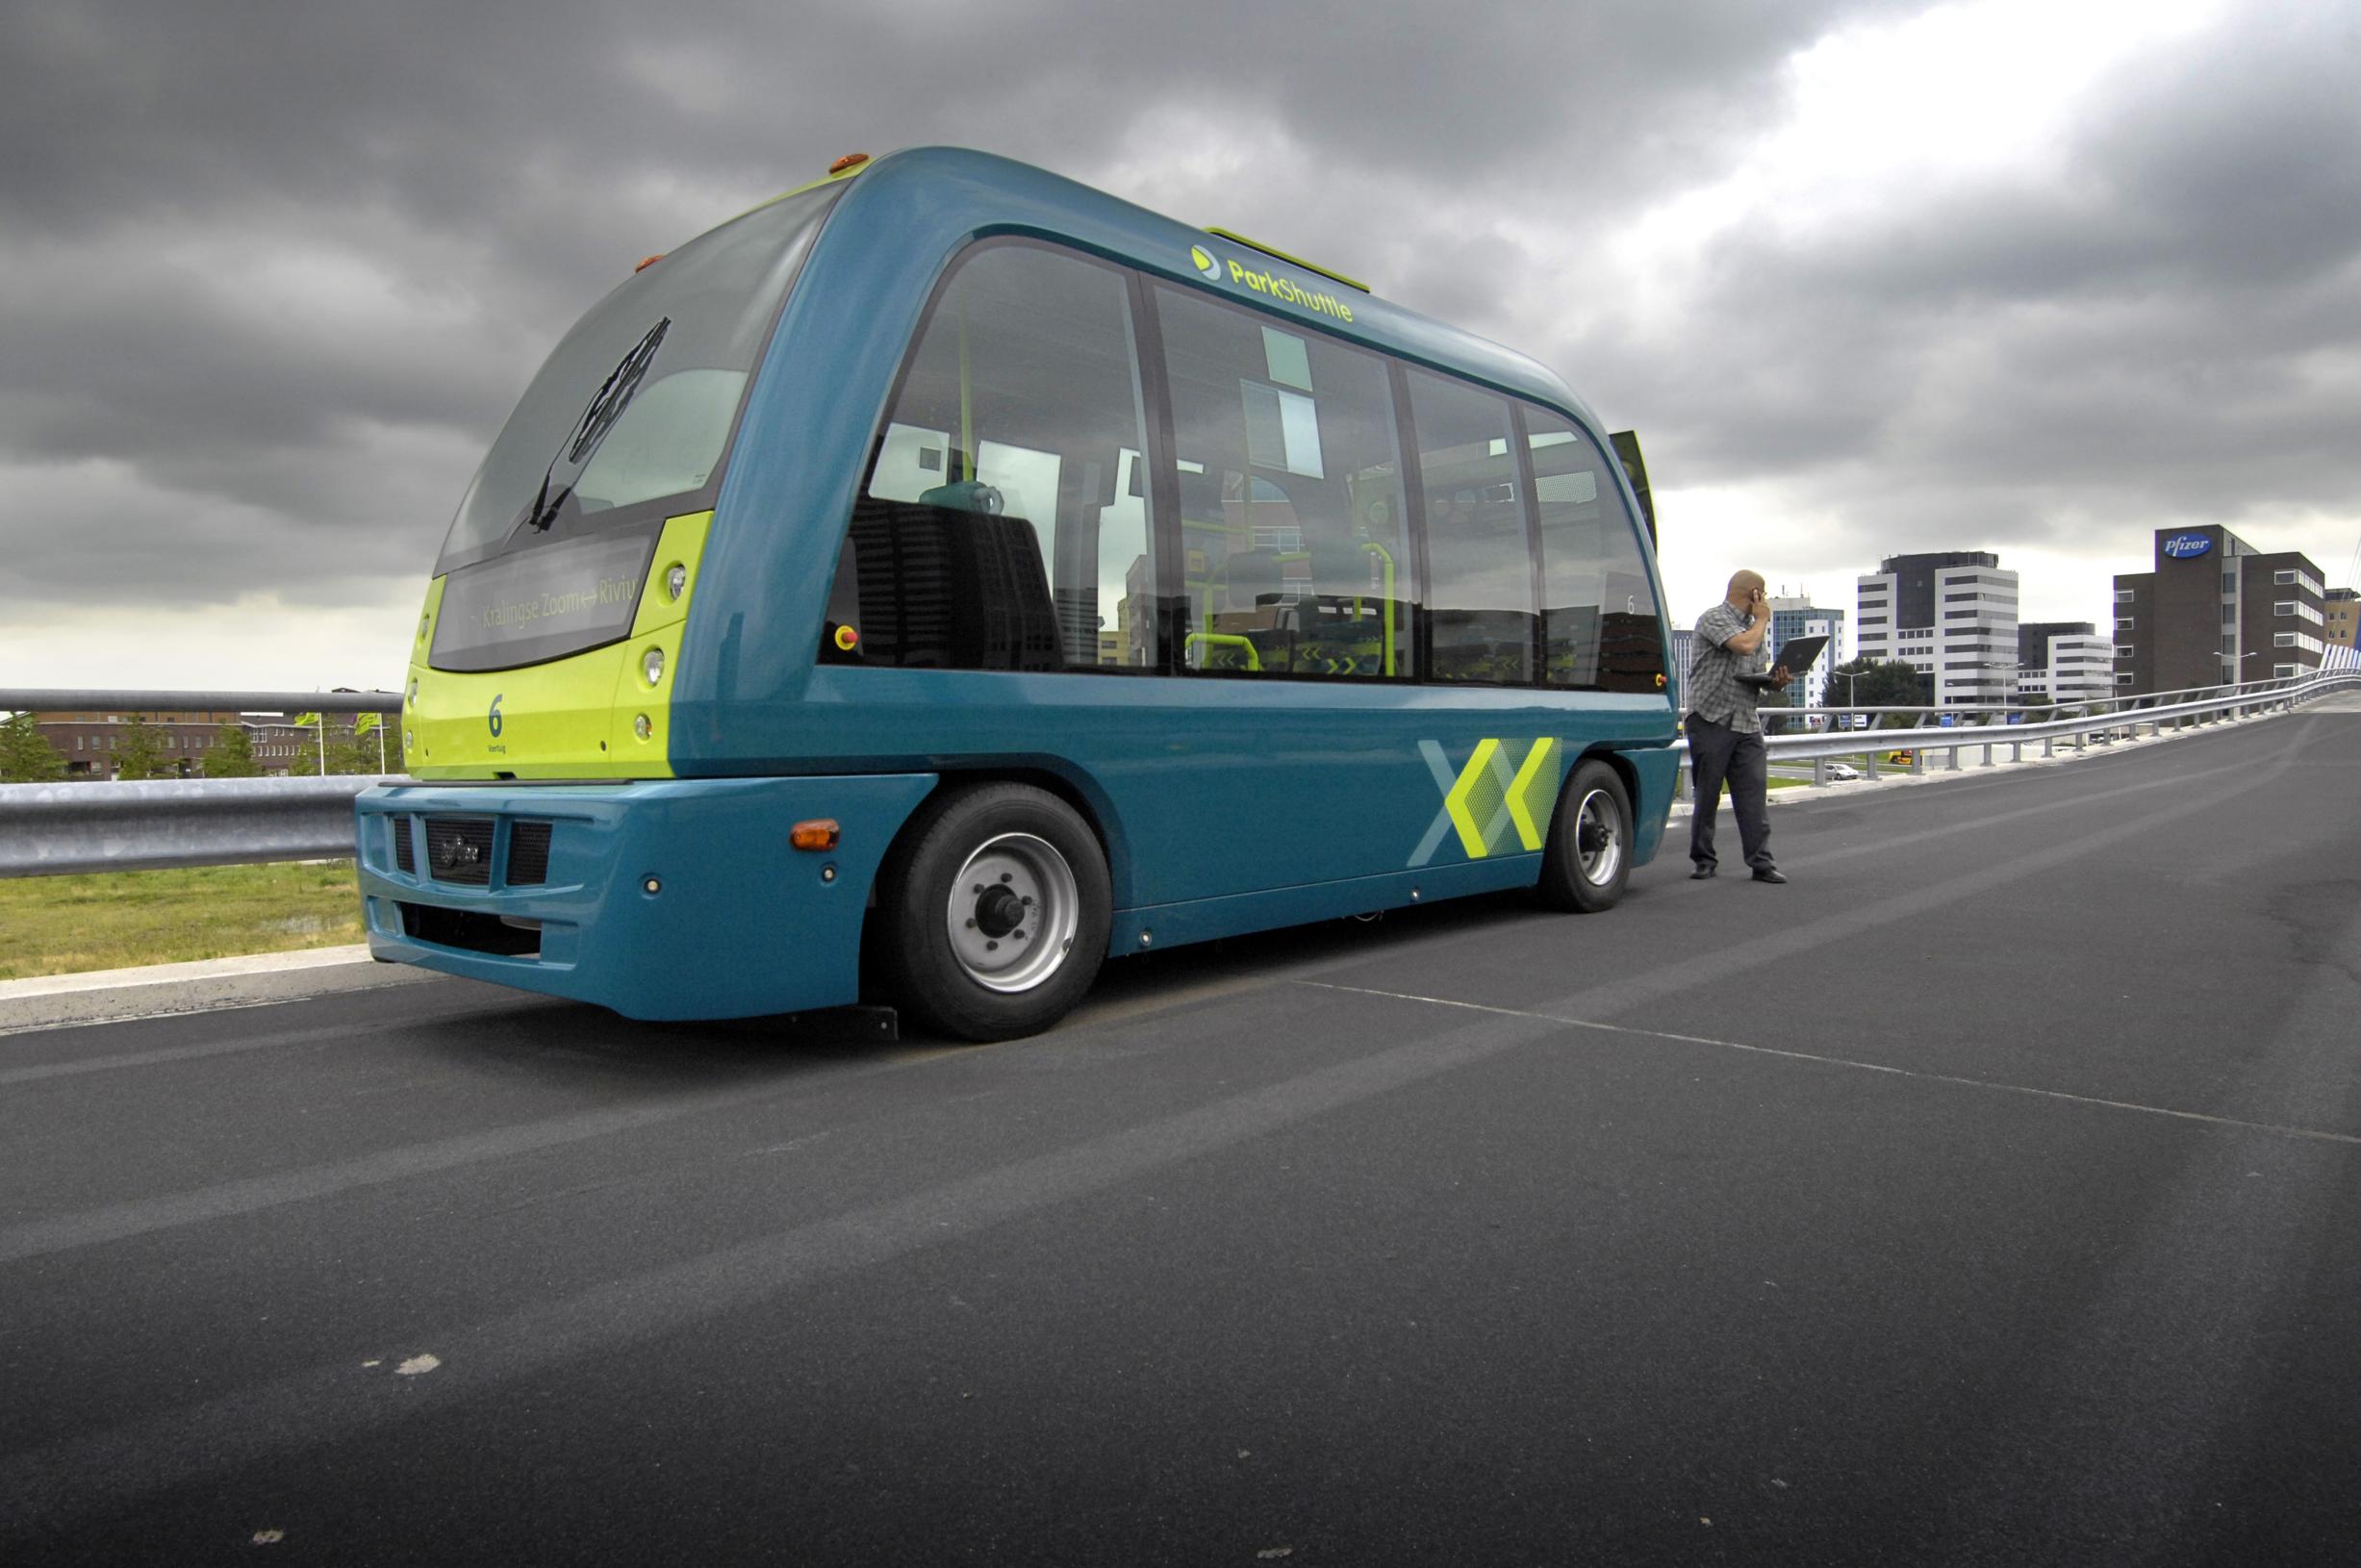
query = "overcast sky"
xmin=4 ymin=0 xmax=2357 ymax=689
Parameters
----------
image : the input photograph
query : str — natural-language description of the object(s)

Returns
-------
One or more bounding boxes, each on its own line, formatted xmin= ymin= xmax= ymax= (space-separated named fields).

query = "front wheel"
xmin=1537 ymin=759 xmax=1632 ymax=913
xmin=876 ymin=783 xmax=1111 ymax=1041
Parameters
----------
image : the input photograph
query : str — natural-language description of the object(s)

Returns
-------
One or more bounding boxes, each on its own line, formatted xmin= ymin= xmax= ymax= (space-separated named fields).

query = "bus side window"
xmin=1151 ymin=283 xmax=1413 ymax=679
xmin=1406 ymin=371 xmax=1536 ymax=685
xmin=823 ymin=242 xmax=1158 ymax=670
xmin=1524 ymin=406 xmax=1664 ymax=693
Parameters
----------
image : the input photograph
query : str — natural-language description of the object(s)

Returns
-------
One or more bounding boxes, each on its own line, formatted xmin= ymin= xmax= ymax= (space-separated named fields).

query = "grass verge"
xmin=0 ymin=861 xmax=366 ymax=981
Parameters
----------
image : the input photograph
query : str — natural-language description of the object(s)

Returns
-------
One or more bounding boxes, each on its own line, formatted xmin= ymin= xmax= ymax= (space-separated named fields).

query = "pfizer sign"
xmin=2162 ymin=532 xmax=2214 ymax=559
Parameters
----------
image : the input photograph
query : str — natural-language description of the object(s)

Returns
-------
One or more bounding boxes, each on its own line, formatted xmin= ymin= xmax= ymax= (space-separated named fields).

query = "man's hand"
xmin=1749 ymin=590 xmax=1769 ymax=621
xmin=1769 ymin=665 xmax=1790 ymax=684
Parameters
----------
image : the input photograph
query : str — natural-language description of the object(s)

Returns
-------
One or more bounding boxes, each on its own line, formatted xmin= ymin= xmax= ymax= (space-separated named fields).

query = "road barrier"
xmin=1675 ymin=669 xmax=2361 ymax=797
xmin=2 ymin=672 xmax=2356 ymax=876
xmin=0 ymin=774 xmax=395 ymax=877
xmin=0 ymin=688 xmax=398 ymax=717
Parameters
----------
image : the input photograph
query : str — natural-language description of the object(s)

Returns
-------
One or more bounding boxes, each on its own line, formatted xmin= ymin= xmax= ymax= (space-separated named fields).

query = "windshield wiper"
xmin=514 ymin=316 xmax=672 ymax=537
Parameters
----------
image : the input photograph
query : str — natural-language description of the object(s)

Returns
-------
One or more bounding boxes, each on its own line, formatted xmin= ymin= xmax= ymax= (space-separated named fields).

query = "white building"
xmin=1765 ymin=595 xmax=1847 ymax=711
xmin=1856 ymin=551 xmax=2019 ymax=707
xmin=2015 ymin=621 xmax=2114 ymax=706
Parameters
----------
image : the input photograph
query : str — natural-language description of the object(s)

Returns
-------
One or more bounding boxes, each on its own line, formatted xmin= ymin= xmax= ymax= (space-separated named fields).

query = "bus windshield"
xmin=434 ymin=181 xmax=843 ymax=578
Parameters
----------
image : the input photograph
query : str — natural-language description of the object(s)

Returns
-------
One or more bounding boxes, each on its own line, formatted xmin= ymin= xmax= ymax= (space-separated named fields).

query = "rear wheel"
xmin=1537 ymin=759 xmax=1632 ymax=913
xmin=876 ymin=783 xmax=1110 ymax=1041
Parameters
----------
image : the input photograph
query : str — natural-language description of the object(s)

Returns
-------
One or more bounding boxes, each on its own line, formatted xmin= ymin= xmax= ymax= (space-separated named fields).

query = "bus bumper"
xmin=354 ymin=773 xmax=938 ymax=1022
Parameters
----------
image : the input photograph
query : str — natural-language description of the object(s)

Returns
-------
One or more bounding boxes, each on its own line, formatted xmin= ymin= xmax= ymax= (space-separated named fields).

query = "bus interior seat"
xmin=917 ymin=477 xmax=1004 ymax=515
xmin=958 ymin=512 xmax=1062 ymax=670
xmin=1218 ymin=547 xmax=1287 ymax=610
xmin=849 ymin=499 xmax=1060 ymax=670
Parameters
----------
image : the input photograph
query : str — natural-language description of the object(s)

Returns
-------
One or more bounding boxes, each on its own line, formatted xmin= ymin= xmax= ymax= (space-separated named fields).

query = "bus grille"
xmin=507 ymin=821 xmax=553 ymax=886
xmin=390 ymin=815 xmax=415 ymax=873
xmin=398 ymin=902 xmax=540 ymax=957
xmin=423 ymin=817 xmax=495 ymax=885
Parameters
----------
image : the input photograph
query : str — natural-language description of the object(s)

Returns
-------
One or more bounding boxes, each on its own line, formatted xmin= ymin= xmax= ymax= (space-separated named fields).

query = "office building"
xmin=2015 ymin=622 xmax=2114 ymax=706
xmin=2325 ymin=587 xmax=2357 ymax=650
xmin=1667 ymin=627 xmax=1693 ymax=714
xmin=2112 ymin=527 xmax=2324 ymax=695
xmin=29 ymin=709 xmax=391 ymax=778
xmin=35 ymin=711 xmax=245 ymax=779
xmin=1855 ymin=552 xmax=2019 ymax=706
xmin=1765 ymin=595 xmax=1846 ymax=711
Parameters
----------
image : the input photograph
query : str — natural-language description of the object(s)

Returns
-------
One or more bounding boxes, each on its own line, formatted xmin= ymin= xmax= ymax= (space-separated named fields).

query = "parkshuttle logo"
xmin=1186 ymin=241 xmax=1356 ymax=322
xmin=2162 ymin=532 xmax=2214 ymax=559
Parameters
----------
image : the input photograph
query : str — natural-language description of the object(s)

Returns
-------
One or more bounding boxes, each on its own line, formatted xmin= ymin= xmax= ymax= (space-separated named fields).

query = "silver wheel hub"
xmin=1574 ymin=789 xmax=1623 ymax=886
xmin=946 ymin=833 xmax=1080 ymax=993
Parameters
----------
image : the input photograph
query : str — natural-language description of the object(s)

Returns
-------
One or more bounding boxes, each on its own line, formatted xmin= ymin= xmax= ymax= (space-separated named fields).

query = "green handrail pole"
xmin=1362 ymin=542 xmax=1398 ymax=676
xmin=957 ymin=295 xmax=974 ymax=482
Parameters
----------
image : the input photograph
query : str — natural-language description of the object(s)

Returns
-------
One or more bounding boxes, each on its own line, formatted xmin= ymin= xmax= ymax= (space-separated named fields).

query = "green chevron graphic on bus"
xmin=1409 ymin=738 xmax=1562 ymax=866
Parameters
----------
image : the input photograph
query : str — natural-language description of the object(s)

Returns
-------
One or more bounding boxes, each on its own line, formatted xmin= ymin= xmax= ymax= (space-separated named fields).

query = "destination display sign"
xmin=431 ymin=527 xmax=657 ymax=672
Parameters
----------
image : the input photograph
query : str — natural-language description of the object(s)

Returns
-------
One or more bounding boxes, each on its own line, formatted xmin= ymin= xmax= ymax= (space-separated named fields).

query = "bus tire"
xmin=877 ymin=782 xmax=1111 ymax=1042
xmin=1537 ymin=759 xmax=1632 ymax=914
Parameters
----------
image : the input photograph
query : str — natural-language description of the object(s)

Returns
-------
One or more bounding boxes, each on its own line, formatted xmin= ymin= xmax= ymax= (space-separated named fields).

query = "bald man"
xmin=1686 ymin=570 xmax=1789 ymax=883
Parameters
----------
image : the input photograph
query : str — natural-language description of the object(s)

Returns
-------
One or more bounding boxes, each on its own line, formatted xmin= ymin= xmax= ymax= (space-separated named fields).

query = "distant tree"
xmin=1827 ymin=659 xmax=1929 ymax=727
xmin=286 ymin=713 xmax=327 ymax=774
xmin=326 ymin=726 xmax=383 ymax=775
xmin=0 ymin=712 xmax=67 ymax=782
xmin=205 ymin=723 xmax=262 ymax=777
xmin=311 ymin=712 xmax=391 ymax=775
xmin=113 ymin=715 xmax=169 ymax=780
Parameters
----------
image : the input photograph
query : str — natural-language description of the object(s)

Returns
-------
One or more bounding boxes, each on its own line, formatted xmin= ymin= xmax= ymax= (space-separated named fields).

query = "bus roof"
xmin=813 ymin=146 xmax=1609 ymax=439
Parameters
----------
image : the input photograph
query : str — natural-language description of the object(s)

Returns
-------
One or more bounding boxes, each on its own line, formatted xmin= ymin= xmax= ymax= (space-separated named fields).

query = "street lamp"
xmin=1832 ymin=667 xmax=1874 ymax=729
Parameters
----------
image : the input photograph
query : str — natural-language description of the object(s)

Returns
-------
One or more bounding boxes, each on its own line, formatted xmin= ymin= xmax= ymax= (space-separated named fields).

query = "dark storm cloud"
xmin=1 ymin=0 xmax=2353 ymax=624
xmin=1 ymin=0 xmax=1906 ymax=612
xmin=1550 ymin=0 xmax=2361 ymax=562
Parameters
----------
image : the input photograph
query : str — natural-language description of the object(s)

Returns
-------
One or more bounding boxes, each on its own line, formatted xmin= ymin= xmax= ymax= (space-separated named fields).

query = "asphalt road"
xmin=6 ymin=705 xmax=2360 ymax=1565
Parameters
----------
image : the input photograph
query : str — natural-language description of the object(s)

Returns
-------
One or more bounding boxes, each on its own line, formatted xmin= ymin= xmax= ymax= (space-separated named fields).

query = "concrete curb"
xmin=0 ymin=946 xmax=444 ymax=1036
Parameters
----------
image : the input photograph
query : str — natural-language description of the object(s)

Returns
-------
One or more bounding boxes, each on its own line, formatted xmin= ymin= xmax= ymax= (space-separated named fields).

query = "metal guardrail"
xmin=0 ymin=774 xmax=396 ymax=877
xmin=2 ymin=671 xmax=2354 ymax=877
xmin=1675 ymin=669 xmax=2361 ymax=796
xmin=0 ymin=688 xmax=399 ymax=716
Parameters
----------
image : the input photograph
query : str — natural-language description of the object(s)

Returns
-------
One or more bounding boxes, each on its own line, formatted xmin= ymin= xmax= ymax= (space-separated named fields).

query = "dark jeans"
xmin=1688 ymin=713 xmax=1773 ymax=871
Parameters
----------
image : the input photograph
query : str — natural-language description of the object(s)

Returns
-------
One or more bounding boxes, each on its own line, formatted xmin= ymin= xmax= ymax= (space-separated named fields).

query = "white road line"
xmin=1296 ymin=980 xmax=2361 ymax=1149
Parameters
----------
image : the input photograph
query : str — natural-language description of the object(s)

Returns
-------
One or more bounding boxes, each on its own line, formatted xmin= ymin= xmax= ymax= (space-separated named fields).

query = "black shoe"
xmin=1752 ymin=868 xmax=1788 ymax=884
xmin=1690 ymin=865 xmax=1716 ymax=879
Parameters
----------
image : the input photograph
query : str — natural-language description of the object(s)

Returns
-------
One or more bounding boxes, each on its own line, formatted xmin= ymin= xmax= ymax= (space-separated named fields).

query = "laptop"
xmin=1737 ymin=632 xmax=1829 ymax=689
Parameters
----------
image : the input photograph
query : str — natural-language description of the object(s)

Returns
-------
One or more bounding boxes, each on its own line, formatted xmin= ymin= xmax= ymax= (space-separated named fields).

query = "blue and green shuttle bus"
xmin=356 ymin=147 xmax=1677 ymax=1039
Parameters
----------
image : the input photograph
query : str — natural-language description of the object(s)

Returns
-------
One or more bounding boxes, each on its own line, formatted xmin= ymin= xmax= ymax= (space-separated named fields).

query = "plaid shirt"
xmin=1688 ymin=602 xmax=1772 ymax=734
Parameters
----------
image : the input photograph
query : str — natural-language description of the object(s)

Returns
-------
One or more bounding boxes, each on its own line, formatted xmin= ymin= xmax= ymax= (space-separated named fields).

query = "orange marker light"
xmin=790 ymin=819 xmax=841 ymax=852
xmin=832 ymin=624 xmax=859 ymax=651
xmin=828 ymin=152 xmax=870 ymax=175
xmin=634 ymin=254 xmax=665 ymax=273
xmin=1655 ymin=672 xmax=1666 ymax=689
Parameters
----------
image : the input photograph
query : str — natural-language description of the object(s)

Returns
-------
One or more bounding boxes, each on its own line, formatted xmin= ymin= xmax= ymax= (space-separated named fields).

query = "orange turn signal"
xmin=790 ymin=819 xmax=841 ymax=852
xmin=832 ymin=624 xmax=859 ymax=651
xmin=634 ymin=254 xmax=665 ymax=272
xmin=828 ymin=152 xmax=870 ymax=175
